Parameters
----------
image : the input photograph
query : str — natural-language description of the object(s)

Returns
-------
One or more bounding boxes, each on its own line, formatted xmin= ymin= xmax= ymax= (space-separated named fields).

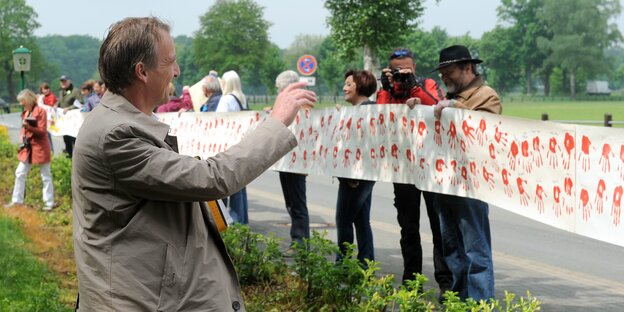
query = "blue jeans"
xmin=335 ymin=178 xmax=375 ymax=265
xmin=393 ymin=183 xmax=452 ymax=288
xmin=279 ymin=172 xmax=309 ymax=245
xmin=436 ymin=194 xmax=495 ymax=301
xmin=229 ymin=187 xmax=248 ymax=224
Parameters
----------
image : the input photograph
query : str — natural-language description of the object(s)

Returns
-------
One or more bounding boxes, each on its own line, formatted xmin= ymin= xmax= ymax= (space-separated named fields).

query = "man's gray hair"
xmin=275 ymin=70 xmax=299 ymax=92
xmin=202 ymin=75 xmax=221 ymax=93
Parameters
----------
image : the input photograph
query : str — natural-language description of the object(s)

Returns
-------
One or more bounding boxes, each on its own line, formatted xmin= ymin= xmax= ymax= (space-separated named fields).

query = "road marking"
xmin=247 ymin=186 xmax=624 ymax=296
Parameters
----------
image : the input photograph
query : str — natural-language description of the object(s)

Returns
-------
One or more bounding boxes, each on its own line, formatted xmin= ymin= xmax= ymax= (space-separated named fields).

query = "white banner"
xmin=35 ymin=104 xmax=624 ymax=247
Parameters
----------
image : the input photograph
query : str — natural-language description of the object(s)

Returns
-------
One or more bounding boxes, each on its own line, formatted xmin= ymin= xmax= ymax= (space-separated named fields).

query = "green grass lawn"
xmin=501 ymin=100 xmax=624 ymax=125
xmin=0 ymin=215 xmax=69 ymax=312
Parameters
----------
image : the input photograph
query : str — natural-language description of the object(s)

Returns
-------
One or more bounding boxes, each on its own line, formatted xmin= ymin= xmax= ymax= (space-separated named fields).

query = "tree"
xmin=0 ymin=0 xmax=40 ymax=100
xmin=316 ymin=36 xmax=361 ymax=96
xmin=478 ymin=26 xmax=523 ymax=93
xmin=283 ymin=34 xmax=325 ymax=70
xmin=194 ymin=0 xmax=277 ymax=93
xmin=174 ymin=35 xmax=203 ymax=90
xmin=537 ymin=0 xmax=622 ymax=98
xmin=401 ymin=27 xmax=449 ymax=76
xmin=324 ymin=0 xmax=425 ymax=74
xmin=36 ymin=35 xmax=101 ymax=88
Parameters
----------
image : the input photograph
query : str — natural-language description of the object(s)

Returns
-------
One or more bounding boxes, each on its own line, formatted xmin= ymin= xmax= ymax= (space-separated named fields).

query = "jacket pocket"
xmin=157 ymin=244 xmax=178 ymax=311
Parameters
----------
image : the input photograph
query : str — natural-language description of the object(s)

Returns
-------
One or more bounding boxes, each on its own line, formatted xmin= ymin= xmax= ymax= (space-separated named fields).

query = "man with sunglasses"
xmin=431 ymin=45 xmax=501 ymax=301
xmin=377 ymin=47 xmax=452 ymax=295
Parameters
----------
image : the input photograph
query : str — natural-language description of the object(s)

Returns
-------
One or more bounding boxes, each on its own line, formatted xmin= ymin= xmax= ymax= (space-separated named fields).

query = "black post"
xmin=604 ymin=114 xmax=612 ymax=127
xmin=541 ymin=113 xmax=549 ymax=121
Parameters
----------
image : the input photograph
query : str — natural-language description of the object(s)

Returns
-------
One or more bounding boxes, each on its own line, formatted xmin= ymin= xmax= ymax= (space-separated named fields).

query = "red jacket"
xmin=377 ymin=78 xmax=443 ymax=106
xmin=18 ymin=105 xmax=51 ymax=164
xmin=42 ymin=92 xmax=57 ymax=106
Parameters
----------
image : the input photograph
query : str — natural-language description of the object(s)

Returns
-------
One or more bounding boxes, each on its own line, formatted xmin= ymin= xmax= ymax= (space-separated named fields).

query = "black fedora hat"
xmin=431 ymin=45 xmax=482 ymax=72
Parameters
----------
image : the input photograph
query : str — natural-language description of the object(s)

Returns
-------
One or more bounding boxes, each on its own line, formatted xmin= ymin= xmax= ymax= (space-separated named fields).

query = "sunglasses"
xmin=390 ymin=50 xmax=413 ymax=60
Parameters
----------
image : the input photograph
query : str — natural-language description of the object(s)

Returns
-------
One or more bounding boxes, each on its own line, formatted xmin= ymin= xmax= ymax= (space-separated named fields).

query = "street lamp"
xmin=12 ymin=46 xmax=32 ymax=91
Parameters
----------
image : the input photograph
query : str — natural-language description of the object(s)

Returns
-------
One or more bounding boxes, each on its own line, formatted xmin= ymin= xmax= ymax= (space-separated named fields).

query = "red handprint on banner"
xmin=343 ymin=148 xmax=352 ymax=168
xmin=417 ymin=157 xmax=427 ymax=180
xmin=434 ymin=120 xmax=443 ymax=146
xmin=435 ymin=159 xmax=446 ymax=185
xmin=460 ymin=166 xmax=470 ymax=191
xmin=378 ymin=113 xmax=386 ymax=136
xmin=619 ymin=145 xmax=624 ymax=179
xmin=410 ymin=119 xmax=416 ymax=134
xmin=476 ymin=118 xmax=487 ymax=146
xmin=404 ymin=148 xmax=415 ymax=174
xmin=343 ymin=117 xmax=353 ymax=140
xmin=547 ymin=137 xmax=561 ymax=168
xmin=502 ymin=168 xmax=513 ymax=197
xmin=578 ymin=135 xmax=591 ymax=172
xmin=354 ymin=148 xmax=362 ymax=173
xmin=461 ymin=117 xmax=476 ymax=144
xmin=369 ymin=117 xmax=377 ymax=136
xmin=595 ymin=179 xmax=606 ymax=214
xmin=312 ymin=150 xmax=317 ymax=162
xmin=495 ymin=124 xmax=508 ymax=147
xmin=564 ymin=177 xmax=574 ymax=215
xmin=562 ymin=132 xmax=574 ymax=170
xmin=320 ymin=115 xmax=325 ymax=128
xmin=580 ymin=188 xmax=592 ymax=221
xmin=447 ymin=121 xmax=459 ymax=150
xmin=302 ymin=150 xmax=309 ymax=168
xmin=553 ymin=186 xmax=562 ymax=217
xmin=289 ymin=151 xmax=297 ymax=169
xmin=416 ymin=121 xmax=428 ymax=148
xmin=470 ymin=161 xmax=480 ymax=189
xmin=489 ymin=143 xmax=496 ymax=160
xmin=356 ymin=117 xmax=365 ymax=139
xmin=295 ymin=114 xmax=300 ymax=125
xmin=532 ymin=136 xmax=543 ymax=168
xmin=389 ymin=112 xmax=397 ymax=135
xmin=450 ymin=160 xmax=460 ymax=186
xmin=370 ymin=147 xmax=377 ymax=169
xmin=482 ymin=166 xmax=495 ymax=190
xmin=401 ymin=116 xmax=409 ymax=136
xmin=508 ymin=141 xmax=519 ymax=171
xmin=391 ymin=144 xmax=400 ymax=172
xmin=599 ymin=143 xmax=614 ymax=173
xmin=516 ymin=177 xmax=529 ymax=206
xmin=379 ymin=145 xmax=388 ymax=170
xmin=535 ymin=184 xmax=546 ymax=213
xmin=520 ymin=140 xmax=532 ymax=173
xmin=612 ymin=186 xmax=623 ymax=227
xmin=332 ymin=146 xmax=339 ymax=168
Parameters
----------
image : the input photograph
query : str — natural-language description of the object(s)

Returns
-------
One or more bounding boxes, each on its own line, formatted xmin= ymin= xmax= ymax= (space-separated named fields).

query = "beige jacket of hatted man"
xmin=449 ymin=75 xmax=502 ymax=114
xmin=72 ymin=92 xmax=296 ymax=311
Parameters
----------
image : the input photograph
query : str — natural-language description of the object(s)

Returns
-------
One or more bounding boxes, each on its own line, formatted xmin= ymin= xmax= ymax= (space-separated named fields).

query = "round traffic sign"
xmin=297 ymin=55 xmax=317 ymax=76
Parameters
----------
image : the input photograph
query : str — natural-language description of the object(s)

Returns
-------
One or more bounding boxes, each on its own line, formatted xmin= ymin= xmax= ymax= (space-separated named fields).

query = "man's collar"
xmin=447 ymin=75 xmax=484 ymax=100
xmin=100 ymin=92 xmax=171 ymax=141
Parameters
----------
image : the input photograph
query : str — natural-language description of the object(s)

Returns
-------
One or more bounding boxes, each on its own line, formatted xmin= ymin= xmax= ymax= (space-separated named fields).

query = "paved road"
xmin=3 ymin=112 xmax=624 ymax=310
xmin=247 ymin=171 xmax=624 ymax=311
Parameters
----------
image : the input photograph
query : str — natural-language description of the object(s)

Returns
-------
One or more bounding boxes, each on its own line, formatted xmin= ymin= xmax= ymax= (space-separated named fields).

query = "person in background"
xmin=7 ymin=89 xmax=54 ymax=211
xmin=199 ymin=74 xmax=222 ymax=112
xmin=39 ymin=82 xmax=57 ymax=151
xmin=93 ymin=80 xmax=106 ymax=100
xmin=156 ymin=84 xmax=194 ymax=113
xmin=55 ymin=75 xmax=82 ymax=157
xmin=377 ymin=47 xmax=452 ymax=293
xmin=335 ymin=69 xmax=377 ymax=266
xmin=217 ymin=70 xmax=249 ymax=224
xmin=80 ymin=81 xmax=99 ymax=112
xmin=72 ymin=17 xmax=315 ymax=310
xmin=431 ymin=44 xmax=501 ymax=301
xmin=275 ymin=70 xmax=310 ymax=252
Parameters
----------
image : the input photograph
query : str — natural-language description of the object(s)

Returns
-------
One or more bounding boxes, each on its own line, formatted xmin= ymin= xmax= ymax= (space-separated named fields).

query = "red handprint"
xmin=476 ymin=118 xmax=487 ymax=146
xmin=469 ymin=161 xmax=480 ymax=189
xmin=460 ymin=166 xmax=470 ymax=191
xmin=434 ymin=120 xmax=443 ymax=146
xmin=599 ymin=143 xmax=614 ymax=173
xmin=295 ymin=114 xmax=300 ymax=125
xmin=379 ymin=145 xmax=387 ymax=169
xmin=343 ymin=117 xmax=353 ymax=140
xmin=391 ymin=144 xmax=400 ymax=172
xmin=521 ymin=140 xmax=532 ymax=173
xmin=619 ymin=145 xmax=624 ymax=179
xmin=389 ymin=112 xmax=397 ymax=135
xmin=302 ymin=150 xmax=308 ymax=168
xmin=461 ymin=118 xmax=476 ymax=147
xmin=508 ymin=141 xmax=519 ymax=171
xmin=416 ymin=121 xmax=428 ymax=148
xmin=489 ymin=143 xmax=496 ymax=160
xmin=562 ymin=132 xmax=574 ymax=170
xmin=410 ymin=119 xmax=416 ymax=134
xmin=580 ymin=188 xmax=592 ymax=221
xmin=354 ymin=148 xmax=362 ymax=172
xmin=320 ymin=115 xmax=325 ymax=128
xmin=401 ymin=116 xmax=409 ymax=135
xmin=535 ymin=184 xmax=546 ymax=213
xmin=532 ymin=136 xmax=543 ymax=168
xmin=356 ymin=117 xmax=364 ymax=138
xmin=450 ymin=160 xmax=461 ymax=186
xmin=370 ymin=147 xmax=377 ymax=169
xmin=435 ymin=159 xmax=446 ymax=185
xmin=332 ymin=146 xmax=339 ymax=168
xmin=289 ymin=151 xmax=297 ymax=169
xmin=516 ymin=177 xmax=529 ymax=206
xmin=447 ymin=121 xmax=459 ymax=150
xmin=547 ymin=137 xmax=561 ymax=168
xmin=482 ymin=166 xmax=495 ymax=190
xmin=595 ymin=179 xmax=606 ymax=214
xmin=553 ymin=186 xmax=562 ymax=217
xmin=369 ymin=117 xmax=376 ymax=136
xmin=564 ymin=177 xmax=574 ymax=215
xmin=612 ymin=186 xmax=623 ymax=227
xmin=378 ymin=113 xmax=386 ymax=135
xmin=417 ymin=156 xmax=426 ymax=180
xmin=343 ymin=148 xmax=352 ymax=167
xmin=502 ymin=168 xmax=513 ymax=197
xmin=495 ymin=124 xmax=508 ymax=147
xmin=578 ymin=135 xmax=591 ymax=172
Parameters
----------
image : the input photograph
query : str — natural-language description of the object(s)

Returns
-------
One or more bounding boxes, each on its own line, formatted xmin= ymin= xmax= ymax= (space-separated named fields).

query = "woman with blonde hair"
xmin=7 ymin=89 xmax=55 ymax=210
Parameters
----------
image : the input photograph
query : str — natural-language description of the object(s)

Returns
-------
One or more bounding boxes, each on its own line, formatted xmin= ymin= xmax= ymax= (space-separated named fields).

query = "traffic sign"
xmin=297 ymin=54 xmax=317 ymax=76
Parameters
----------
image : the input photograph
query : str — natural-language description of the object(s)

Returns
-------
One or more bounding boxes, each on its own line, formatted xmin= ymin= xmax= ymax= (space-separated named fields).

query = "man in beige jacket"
xmin=72 ymin=17 xmax=315 ymax=311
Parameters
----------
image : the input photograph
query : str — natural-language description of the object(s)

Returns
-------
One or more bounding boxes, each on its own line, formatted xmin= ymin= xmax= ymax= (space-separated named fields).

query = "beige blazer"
xmin=451 ymin=76 xmax=502 ymax=115
xmin=72 ymin=92 xmax=296 ymax=311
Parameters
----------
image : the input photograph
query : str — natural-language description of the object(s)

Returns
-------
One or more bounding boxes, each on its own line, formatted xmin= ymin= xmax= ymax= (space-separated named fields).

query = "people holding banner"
xmin=430 ymin=45 xmax=501 ymax=301
xmin=377 ymin=47 xmax=452 ymax=291
xmin=7 ymin=89 xmax=55 ymax=211
xmin=55 ymin=75 xmax=82 ymax=157
xmin=335 ymin=69 xmax=378 ymax=266
xmin=275 ymin=70 xmax=310 ymax=253
xmin=80 ymin=81 xmax=99 ymax=113
xmin=199 ymin=74 xmax=222 ymax=112
xmin=72 ymin=17 xmax=315 ymax=311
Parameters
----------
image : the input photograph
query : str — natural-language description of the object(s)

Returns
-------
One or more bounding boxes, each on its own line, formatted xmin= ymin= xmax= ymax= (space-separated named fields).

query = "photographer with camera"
xmin=6 ymin=89 xmax=55 ymax=211
xmin=376 ymin=47 xmax=452 ymax=295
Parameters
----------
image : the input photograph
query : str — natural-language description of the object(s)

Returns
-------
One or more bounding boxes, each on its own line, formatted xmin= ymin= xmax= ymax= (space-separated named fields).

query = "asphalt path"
xmin=2 ymin=111 xmax=624 ymax=310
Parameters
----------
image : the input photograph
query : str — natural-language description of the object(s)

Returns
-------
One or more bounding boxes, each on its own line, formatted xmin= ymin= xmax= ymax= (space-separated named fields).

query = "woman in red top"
xmin=8 ymin=89 xmax=55 ymax=210
xmin=39 ymin=82 xmax=57 ymax=106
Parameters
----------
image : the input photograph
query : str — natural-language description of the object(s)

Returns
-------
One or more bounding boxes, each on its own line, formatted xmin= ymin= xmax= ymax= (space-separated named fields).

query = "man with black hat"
xmin=377 ymin=47 xmax=452 ymax=294
xmin=55 ymin=75 xmax=82 ymax=157
xmin=431 ymin=45 xmax=501 ymax=301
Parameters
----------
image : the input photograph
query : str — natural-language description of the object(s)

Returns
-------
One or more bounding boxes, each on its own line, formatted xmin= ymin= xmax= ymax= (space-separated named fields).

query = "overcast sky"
xmin=26 ymin=0 xmax=624 ymax=49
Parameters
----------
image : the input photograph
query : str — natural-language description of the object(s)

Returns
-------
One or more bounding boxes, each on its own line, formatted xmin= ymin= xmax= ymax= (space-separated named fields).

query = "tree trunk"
xmin=541 ymin=66 xmax=552 ymax=96
xmin=569 ymin=68 xmax=576 ymax=99
xmin=363 ymin=44 xmax=379 ymax=77
xmin=526 ymin=65 xmax=532 ymax=95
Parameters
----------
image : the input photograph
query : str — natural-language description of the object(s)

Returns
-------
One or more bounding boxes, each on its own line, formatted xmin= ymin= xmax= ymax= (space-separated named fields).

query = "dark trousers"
xmin=393 ymin=183 xmax=452 ymax=289
xmin=229 ymin=187 xmax=248 ymax=224
xmin=278 ymin=172 xmax=310 ymax=245
xmin=63 ymin=135 xmax=75 ymax=157
xmin=336 ymin=179 xmax=375 ymax=265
